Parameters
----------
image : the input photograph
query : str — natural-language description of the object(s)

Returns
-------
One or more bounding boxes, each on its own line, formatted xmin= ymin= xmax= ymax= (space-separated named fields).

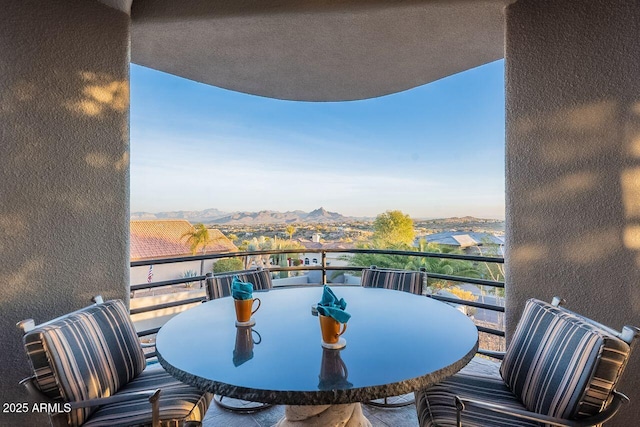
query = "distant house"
xmin=420 ymin=231 xmax=504 ymax=248
xmin=295 ymin=239 xmax=354 ymax=267
xmin=130 ymin=220 xmax=237 ymax=285
xmin=418 ymin=231 xmax=504 ymax=257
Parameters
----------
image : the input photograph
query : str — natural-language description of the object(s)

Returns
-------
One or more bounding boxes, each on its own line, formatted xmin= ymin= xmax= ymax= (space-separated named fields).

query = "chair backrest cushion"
xmin=207 ymin=268 xmax=273 ymax=300
xmin=23 ymin=299 xmax=146 ymax=426
xmin=360 ymin=267 xmax=424 ymax=295
xmin=500 ymin=298 xmax=630 ymax=420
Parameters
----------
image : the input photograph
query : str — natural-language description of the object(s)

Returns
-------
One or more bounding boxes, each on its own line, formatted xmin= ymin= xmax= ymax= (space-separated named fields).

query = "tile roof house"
xmin=130 ymin=220 xmax=238 ymax=261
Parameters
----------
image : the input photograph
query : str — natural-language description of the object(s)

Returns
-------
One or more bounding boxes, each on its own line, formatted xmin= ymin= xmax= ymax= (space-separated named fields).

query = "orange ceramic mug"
xmin=319 ymin=348 xmax=348 ymax=381
xmin=234 ymin=327 xmax=261 ymax=354
xmin=234 ymin=298 xmax=261 ymax=323
xmin=319 ymin=314 xmax=347 ymax=344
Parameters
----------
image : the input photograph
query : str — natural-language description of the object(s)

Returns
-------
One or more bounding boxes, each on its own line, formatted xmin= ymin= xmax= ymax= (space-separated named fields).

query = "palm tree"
xmin=406 ymin=240 xmax=480 ymax=291
xmin=470 ymin=239 xmax=505 ymax=298
xmin=181 ymin=223 xmax=211 ymax=281
xmin=346 ymin=242 xmax=410 ymax=270
xmin=181 ymin=223 xmax=211 ymax=254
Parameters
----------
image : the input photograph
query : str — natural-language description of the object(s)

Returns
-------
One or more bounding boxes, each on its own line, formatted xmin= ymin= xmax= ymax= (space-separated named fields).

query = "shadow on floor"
xmin=202 ymin=357 xmax=499 ymax=427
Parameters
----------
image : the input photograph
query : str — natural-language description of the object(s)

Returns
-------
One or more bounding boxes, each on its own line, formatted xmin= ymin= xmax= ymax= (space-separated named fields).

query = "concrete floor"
xmin=203 ymin=399 xmax=418 ymax=427
xmin=202 ymin=357 xmax=500 ymax=427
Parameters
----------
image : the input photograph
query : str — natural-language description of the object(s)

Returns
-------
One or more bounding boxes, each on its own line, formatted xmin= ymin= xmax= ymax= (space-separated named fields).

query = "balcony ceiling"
xmin=129 ymin=0 xmax=512 ymax=101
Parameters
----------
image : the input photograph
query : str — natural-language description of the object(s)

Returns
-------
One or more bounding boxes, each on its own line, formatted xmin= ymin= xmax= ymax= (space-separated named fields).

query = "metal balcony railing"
xmin=130 ymin=248 xmax=505 ymax=358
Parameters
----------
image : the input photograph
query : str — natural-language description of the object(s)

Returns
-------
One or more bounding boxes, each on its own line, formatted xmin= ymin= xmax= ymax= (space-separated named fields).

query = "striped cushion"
xmin=500 ymin=299 xmax=630 ymax=421
xmin=416 ymin=364 xmax=541 ymax=427
xmin=360 ymin=267 xmax=425 ymax=295
xmin=23 ymin=300 xmax=147 ymax=426
xmin=207 ymin=269 xmax=273 ymax=300
xmin=83 ymin=364 xmax=212 ymax=427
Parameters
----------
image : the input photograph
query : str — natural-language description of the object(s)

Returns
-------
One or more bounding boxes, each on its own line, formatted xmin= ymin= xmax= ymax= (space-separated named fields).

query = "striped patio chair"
xmin=360 ymin=265 xmax=426 ymax=295
xmin=415 ymin=297 xmax=638 ymax=427
xmin=361 ymin=265 xmax=427 ymax=408
xmin=205 ymin=267 xmax=273 ymax=301
xmin=204 ymin=268 xmax=273 ymax=413
xmin=18 ymin=298 xmax=211 ymax=427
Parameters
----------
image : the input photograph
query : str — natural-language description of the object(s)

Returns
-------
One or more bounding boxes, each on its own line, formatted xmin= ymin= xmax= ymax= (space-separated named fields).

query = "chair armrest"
xmin=20 ymin=376 xmax=69 ymax=427
xmin=68 ymin=389 xmax=161 ymax=409
xmin=19 ymin=376 xmax=58 ymax=403
xmin=455 ymin=391 xmax=629 ymax=427
xmin=20 ymin=376 xmax=162 ymax=427
xmin=70 ymin=389 xmax=162 ymax=427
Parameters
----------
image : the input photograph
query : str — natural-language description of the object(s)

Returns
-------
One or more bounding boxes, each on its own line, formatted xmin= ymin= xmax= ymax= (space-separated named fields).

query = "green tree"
xmin=346 ymin=239 xmax=481 ymax=288
xmin=242 ymin=235 xmax=306 ymax=275
xmin=346 ymin=242 xmax=409 ymax=270
xmin=286 ymin=225 xmax=296 ymax=240
xmin=213 ymin=258 xmax=244 ymax=273
xmin=269 ymin=237 xmax=306 ymax=278
xmin=245 ymin=236 xmax=271 ymax=268
xmin=372 ymin=210 xmax=415 ymax=247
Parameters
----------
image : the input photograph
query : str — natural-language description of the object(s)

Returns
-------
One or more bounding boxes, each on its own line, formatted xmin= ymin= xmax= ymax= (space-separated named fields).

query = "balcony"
xmin=3 ymin=2 xmax=640 ymax=426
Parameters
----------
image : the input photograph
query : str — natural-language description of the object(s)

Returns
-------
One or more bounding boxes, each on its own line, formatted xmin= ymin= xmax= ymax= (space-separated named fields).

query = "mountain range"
xmin=130 ymin=207 xmax=366 ymax=224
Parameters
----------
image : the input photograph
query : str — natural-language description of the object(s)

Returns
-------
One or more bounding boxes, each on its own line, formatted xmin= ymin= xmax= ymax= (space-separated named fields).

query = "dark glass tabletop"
xmin=156 ymin=286 xmax=478 ymax=405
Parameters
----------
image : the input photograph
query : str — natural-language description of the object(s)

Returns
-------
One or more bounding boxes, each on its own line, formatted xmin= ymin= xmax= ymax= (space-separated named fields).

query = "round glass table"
xmin=156 ymin=286 xmax=478 ymax=426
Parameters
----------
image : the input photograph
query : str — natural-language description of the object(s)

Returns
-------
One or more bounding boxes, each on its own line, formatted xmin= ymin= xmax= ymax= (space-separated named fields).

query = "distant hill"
xmin=131 ymin=207 xmax=363 ymax=224
xmin=211 ymin=207 xmax=356 ymax=224
xmin=131 ymin=208 xmax=503 ymax=227
xmin=130 ymin=208 xmax=229 ymax=222
xmin=419 ymin=216 xmax=503 ymax=223
xmin=415 ymin=216 xmax=505 ymax=233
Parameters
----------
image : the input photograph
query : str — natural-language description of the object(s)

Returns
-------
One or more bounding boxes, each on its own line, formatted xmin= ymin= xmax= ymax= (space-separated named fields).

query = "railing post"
xmin=321 ymin=250 xmax=327 ymax=285
xmin=205 ymin=272 xmax=213 ymax=301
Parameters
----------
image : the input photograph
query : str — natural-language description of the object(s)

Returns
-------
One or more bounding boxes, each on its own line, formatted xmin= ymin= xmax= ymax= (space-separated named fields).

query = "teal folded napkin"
xmin=233 ymin=348 xmax=253 ymax=367
xmin=317 ymin=285 xmax=351 ymax=323
xmin=233 ymin=341 xmax=254 ymax=366
xmin=231 ymin=276 xmax=254 ymax=300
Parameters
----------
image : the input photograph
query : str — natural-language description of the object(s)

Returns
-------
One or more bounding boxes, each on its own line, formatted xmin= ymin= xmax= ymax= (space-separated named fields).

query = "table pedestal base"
xmin=274 ymin=403 xmax=372 ymax=427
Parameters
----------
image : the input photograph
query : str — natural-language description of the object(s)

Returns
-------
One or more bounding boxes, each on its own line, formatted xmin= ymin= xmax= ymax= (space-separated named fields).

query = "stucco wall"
xmin=505 ymin=1 xmax=640 ymax=425
xmin=0 ymin=1 xmax=130 ymax=425
xmin=131 ymin=0 xmax=508 ymax=101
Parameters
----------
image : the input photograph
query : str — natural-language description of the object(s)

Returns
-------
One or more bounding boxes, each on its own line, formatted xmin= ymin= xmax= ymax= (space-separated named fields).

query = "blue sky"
xmin=130 ymin=60 xmax=505 ymax=219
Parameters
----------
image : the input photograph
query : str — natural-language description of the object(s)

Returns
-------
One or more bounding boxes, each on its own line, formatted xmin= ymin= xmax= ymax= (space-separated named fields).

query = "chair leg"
xmin=213 ymin=394 xmax=272 ymax=413
xmin=149 ymin=389 xmax=161 ymax=427
xmin=364 ymin=393 xmax=415 ymax=408
xmin=455 ymin=396 xmax=464 ymax=427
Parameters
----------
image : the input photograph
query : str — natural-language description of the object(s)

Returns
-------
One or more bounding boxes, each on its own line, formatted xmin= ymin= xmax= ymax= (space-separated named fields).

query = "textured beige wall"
xmin=0 ymin=1 xmax=130 ymax=425
xmin=505 ymin=1 xmax=640 ymax=425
